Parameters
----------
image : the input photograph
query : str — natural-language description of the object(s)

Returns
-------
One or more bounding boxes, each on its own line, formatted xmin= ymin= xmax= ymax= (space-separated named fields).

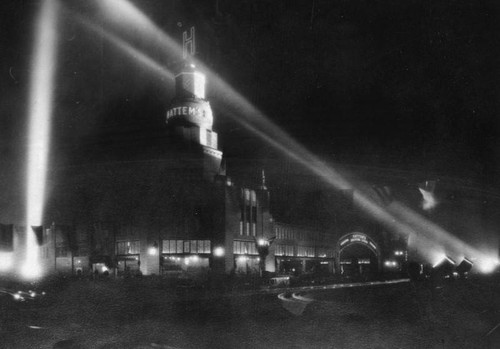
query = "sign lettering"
xmin=166 ymin=106 xmax=204 ymax=120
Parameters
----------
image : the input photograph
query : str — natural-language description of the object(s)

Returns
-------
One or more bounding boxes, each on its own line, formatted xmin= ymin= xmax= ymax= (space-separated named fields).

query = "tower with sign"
xmin=166 ymin=26 xmax=222 ymax=181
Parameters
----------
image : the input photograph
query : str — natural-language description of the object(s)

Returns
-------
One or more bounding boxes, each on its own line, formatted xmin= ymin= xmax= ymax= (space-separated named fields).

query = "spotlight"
xmin=456 ymin=258 xmax=473 ymax=277
xmin=432 ymin=255 xmax=455 ymax=268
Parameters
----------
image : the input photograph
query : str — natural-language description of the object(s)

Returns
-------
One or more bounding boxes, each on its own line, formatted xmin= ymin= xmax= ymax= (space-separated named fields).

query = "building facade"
xmin=0 ymin=41 xmax=410 ymax=282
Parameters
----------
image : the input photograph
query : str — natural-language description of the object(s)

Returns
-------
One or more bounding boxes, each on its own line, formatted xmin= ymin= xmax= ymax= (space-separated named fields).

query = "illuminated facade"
xmin=273 ymin=222 xmax=336 ymax=275
xmin=0 ymin=60 xmax=413 ymax=280
xmin=33 ymin=57 xmax=279 ymax=278
xmin=21 ymin=58 xmax=351 ymax=279
xmin=0 ymin=27 xmax=413 ymax=281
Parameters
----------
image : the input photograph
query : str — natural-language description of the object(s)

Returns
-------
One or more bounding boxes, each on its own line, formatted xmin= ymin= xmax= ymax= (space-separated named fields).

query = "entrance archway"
xmin=336 ymin=233 xmax=380 ymax=279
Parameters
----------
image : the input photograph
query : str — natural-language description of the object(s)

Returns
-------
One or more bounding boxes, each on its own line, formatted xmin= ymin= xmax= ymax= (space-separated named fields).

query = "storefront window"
xmin=162 ymin=239 xmax=211 ymax=254
xmin=233 ymin=240 xmax=257 ymax=255
xmin=275 ymin=244 xmax=294 ymax=256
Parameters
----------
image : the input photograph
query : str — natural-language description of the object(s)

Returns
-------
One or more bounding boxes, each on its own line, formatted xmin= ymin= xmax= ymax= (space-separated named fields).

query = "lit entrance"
xmin=116 ymin=255 xmax=140 ymax=276
xmin=337 ymin=233 xmax=380 ymax=279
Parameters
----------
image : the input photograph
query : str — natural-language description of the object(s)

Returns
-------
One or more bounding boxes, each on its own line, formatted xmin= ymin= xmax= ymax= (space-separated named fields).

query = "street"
xmin=1 ymin=275 xmax=499 ymax=348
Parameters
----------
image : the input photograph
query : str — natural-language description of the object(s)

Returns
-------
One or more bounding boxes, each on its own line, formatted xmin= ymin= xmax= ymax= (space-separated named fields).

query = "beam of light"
xmin=0 ymin=252 xmax=14 ymax=272
xmin=78 ymin=0 xmax=497 ymax=271
xmin=476 ymin=258 xmax=500 ymax=274
xmin=391 ymin=202 xmax=499 ymax=271
xmin=94 ymin=0 xmax=179 ymax=55
xmin=22 ymin=0 xmax=59 ymax=280
xmin=69 ymin=11 xmax=174 ymax=84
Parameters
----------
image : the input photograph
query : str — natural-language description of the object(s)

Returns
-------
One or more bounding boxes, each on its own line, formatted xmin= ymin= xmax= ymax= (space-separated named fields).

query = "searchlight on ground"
xmin=433 ymin=255 xmax=456 ymax=269
xmin=456 ymin=258 xmax=473 ymax=277
xmin=432 ymin=255 xmax=456 ymax=278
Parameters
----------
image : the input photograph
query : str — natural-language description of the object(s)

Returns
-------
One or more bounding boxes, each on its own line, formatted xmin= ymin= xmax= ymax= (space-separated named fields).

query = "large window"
xmin=240 ymin=188 xmax=257 ymax=237
xmin=275 ymin=244 xmax=294 ymax=256
xmin=233 ymin=240 xmax=257 ymax=255
xmin=297 ymin=246 xmax=315 ymax=257
xmin=245 ymin=207 xmax=251 ymax=235
xmin=162 ymin=240 xmax=211 ymax=254
xmin=116 ymin=240 xmax=140 ymax=255
xmin=275 ymin=224 xmax=321 ymax=242
xmin=163 ymin=240 xmax=183 ymax=254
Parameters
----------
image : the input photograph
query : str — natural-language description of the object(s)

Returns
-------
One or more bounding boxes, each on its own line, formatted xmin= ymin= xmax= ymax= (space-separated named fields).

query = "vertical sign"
xmin=183 ymin=26 xmax=196 ymax=59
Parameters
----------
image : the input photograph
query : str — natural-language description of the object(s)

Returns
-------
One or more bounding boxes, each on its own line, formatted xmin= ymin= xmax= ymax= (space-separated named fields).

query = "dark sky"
xmin=1 ymin=0 xmax=499 ymax=203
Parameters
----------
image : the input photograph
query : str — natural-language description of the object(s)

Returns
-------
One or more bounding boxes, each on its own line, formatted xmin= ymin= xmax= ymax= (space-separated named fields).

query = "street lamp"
xmin=255 ymin=237 xmax=275 ymax=277
xmin=148 ymin=241 xmax=158 ymax=256
xmin=213 ymin=246 xmax=225 ymax=257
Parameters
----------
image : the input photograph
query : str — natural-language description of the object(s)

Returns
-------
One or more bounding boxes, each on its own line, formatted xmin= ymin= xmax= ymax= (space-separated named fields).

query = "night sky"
xmin=1 ymin=0 xmax=499 ymax=222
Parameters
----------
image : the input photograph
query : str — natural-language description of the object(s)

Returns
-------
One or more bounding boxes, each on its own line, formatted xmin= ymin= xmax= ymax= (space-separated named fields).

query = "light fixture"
xmin=148 ymin=241 xmax=158 ymax=255
xmin=213 ymin=246 xmax=225 ymax=257
xmin=384 ymin=260 xmax=398 ymax=268
xmin=258 ymin=239 xmax=267 ymax=246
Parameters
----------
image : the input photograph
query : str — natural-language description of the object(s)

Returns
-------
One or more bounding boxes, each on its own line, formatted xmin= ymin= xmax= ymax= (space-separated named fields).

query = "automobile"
xmin=0 ymin=287 xmax=46 ymax=302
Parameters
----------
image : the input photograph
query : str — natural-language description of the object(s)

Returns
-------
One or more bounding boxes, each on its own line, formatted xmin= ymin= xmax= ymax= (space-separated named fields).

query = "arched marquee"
xmin=336 ymin=232 xmax=381 ymax=271
xmin=337 ymin=232 xmax=380 ymax=256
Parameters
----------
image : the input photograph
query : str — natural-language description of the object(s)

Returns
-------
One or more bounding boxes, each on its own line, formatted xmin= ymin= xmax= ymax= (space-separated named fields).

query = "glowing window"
xmin=251 ymin=190 xmax=256 ymax=203
xmin=116 ymin=240 xmax=140 ymax=255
